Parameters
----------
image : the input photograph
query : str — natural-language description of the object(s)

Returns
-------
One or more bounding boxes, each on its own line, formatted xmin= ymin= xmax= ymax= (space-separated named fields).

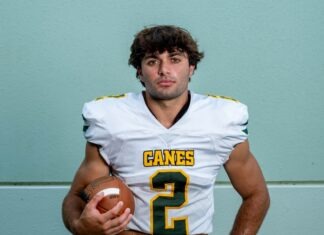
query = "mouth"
xmin=157 ymin=79 xmax=175 ymax=87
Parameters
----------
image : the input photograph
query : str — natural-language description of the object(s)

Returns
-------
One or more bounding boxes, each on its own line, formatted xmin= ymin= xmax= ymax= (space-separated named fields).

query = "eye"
xmin=170 ymin=57 xmax=181 ymax=63
xmin=146 ymin=59 xmax=158 ymax=66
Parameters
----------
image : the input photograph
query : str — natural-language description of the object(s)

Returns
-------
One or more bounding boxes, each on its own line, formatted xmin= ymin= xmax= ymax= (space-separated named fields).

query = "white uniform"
xmin=82 ymin=92 xmax=248 ymax=235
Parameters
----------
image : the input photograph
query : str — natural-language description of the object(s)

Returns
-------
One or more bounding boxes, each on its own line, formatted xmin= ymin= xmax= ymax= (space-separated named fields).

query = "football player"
xmin=62 ymin=25 xmax=270 ymax=235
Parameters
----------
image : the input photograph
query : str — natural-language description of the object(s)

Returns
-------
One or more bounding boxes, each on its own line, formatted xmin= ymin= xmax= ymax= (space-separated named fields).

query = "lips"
xmin=157 ymin=79 xmax=175 ymax=87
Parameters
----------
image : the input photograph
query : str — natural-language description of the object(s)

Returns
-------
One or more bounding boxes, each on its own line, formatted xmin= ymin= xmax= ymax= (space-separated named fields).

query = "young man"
xmin=62 ymin=25 xmax=270 ymax=235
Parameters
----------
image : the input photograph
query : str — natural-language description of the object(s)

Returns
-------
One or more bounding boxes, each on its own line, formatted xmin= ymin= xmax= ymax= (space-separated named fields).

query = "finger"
xmin=112 ymin=208 xmax=132 ymax=228
xmin=118 ymin=208 xmax=133 ymax=227
xmin=115 ymin=207 xmax=132 ymax=224
xmin=103 ymin=208 xmax=133 ymax=234
xmin=101 ymin=201 xmax=124 ymax=220
xmin=86 ymin=192 xmax=105 ymax=209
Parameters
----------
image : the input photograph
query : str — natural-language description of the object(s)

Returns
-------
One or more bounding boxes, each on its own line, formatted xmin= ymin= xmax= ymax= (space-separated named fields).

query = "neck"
xmin=143 ymin=91 xmax=190 ymax=128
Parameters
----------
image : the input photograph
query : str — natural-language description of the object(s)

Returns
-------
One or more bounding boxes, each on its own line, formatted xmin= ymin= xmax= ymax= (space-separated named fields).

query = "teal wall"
xmin=1 ymin=0 xmax=323 ymax=234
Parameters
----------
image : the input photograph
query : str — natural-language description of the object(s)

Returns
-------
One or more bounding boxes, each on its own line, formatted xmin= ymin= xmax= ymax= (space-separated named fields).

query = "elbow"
xmin=255 ymin=187 xmax=271 ymax=214
xmin=244 ymin=187 xmax=271 ymax=212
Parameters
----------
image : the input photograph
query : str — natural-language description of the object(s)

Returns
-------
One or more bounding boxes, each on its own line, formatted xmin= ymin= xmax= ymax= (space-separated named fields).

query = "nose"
xmin=158 ymin=61 xmax=170 ymax=76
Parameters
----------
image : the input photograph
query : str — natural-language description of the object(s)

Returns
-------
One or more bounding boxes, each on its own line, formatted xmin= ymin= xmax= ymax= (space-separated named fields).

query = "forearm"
xmin=62 ymin=193 xmax=86 ymax=234
xmin=230 ymin=192 xmax=270 ymax=235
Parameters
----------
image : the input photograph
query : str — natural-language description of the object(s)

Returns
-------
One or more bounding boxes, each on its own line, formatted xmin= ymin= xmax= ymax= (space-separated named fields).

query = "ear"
xmin=137 ymin=68 xmax=143 ymax=78
xmin=189 ymin=65 xmax=195 ymax=77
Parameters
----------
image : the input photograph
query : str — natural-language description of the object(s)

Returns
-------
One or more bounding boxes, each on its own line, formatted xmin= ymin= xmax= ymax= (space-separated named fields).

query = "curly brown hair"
xmin=128 ymin=25 xmax=204 ymax=78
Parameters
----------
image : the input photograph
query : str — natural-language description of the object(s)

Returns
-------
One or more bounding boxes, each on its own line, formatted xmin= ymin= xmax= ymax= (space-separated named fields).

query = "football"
xmin=81 ymin=175 xmax=135 ymax=215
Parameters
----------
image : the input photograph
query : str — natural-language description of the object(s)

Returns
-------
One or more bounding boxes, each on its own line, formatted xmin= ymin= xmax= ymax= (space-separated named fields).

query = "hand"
xmin=73 ymin=193 xmax=133 ymax=235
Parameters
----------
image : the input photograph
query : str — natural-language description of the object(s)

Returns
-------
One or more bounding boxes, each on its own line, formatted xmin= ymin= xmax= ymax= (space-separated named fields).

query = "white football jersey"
xmin=82 ymin=92 xmax=248 ymax=235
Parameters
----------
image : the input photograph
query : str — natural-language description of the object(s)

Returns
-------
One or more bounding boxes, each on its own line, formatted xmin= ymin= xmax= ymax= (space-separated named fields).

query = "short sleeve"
xmin=82 ymin=101 xmax=109 ymax=147
xmin=230 ymin=103 xmax=249 ymax=143
xmin=221 ymin=102 xmax=249 ymax=162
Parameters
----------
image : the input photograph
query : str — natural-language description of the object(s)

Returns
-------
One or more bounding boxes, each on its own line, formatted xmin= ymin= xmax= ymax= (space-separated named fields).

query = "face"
xmin=138 ymin=50 xmax=195 ymax=101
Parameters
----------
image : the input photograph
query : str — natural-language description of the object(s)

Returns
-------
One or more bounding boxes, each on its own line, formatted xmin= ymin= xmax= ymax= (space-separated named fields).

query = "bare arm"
xmin=224 ymin=140 xmax=270 ymax=235
xmin=62 ymin=142 xmax=132 ymax=235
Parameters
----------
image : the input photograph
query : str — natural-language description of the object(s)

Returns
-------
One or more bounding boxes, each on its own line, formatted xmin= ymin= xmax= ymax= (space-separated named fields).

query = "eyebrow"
xmin=143 ymin=54 xmax=157 ymax=60
xmin=143 ymin=51 xmax=187 ymax=60
xmin=169 ymin=51 xmax=187 ymax=57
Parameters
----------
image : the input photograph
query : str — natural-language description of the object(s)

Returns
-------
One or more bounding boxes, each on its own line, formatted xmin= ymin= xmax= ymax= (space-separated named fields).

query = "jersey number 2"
xmin=150 ymin=170 xmax=189 ymax=235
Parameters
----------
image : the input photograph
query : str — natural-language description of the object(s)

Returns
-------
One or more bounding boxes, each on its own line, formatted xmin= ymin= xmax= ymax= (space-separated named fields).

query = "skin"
xmin=62 ymin=143 xmax=132 ymax=235
xmin=138 ymin=50 xmax=195 ymax=128
xmin=62 ymin=50 xmax=270 ymax=234
xmin=225 ymin=141 xmax=270 ymax=235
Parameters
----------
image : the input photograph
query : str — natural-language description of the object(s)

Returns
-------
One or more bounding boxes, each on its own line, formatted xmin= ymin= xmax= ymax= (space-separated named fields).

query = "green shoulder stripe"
xmin=95 ymin=94 xmax=126 ymax=101
xmin=83 ymin=125 xmax=89 ymax=132
xmin=207 ymin=94 xmax=239 ymax=102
